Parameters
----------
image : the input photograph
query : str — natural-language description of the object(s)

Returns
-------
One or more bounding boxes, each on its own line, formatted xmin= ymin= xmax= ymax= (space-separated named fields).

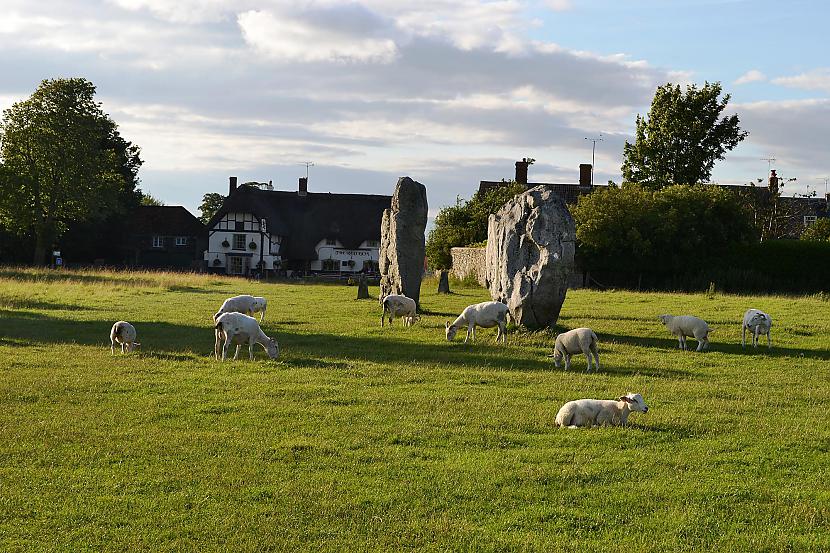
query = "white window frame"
xmin=804 ymin=215 xmax=818 ymax=226
xmin=175 ymin=236 xmax=188 ymax=246
xmin=233 ymin=233 xmax=246 ymax=250
xmin=152 ymin=236 xmax=163 ymax=248
xmin=325 ymin=238 xmax=337 ymax=246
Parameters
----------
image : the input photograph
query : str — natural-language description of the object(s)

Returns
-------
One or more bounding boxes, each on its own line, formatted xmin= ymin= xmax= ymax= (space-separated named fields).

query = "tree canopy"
xmin=573 ymin=183 xmax=757 ymax=279
xmin=426 ymin=182 xmax=525 ymax=270
xmin=622 ymin=82 xmax=747 ymax=188
xmin=0 ymin=78 xmax=142 ymax=264
xmin=801 ymin=218 xmax=830 ymax=241
xmin=199 ymin=192 xmax=226 ymax=225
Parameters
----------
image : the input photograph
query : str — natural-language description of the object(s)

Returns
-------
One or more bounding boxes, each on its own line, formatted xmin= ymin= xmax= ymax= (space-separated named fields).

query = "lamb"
xmin=214 ymin=294 xmax=267 ymax=322
xmin=551 ymin=327 xmax=600 ymax=372
xmin=110 ymin=321 xmax=140 ymax=354
xmin=381 ymin=294 xmax=419 ymax=327
xmin=445 ymin=301 xmax=509 ymax=344
xmin=658 ymin=314 xmax=712 ymax=351
xmin=742 ymin=309 xmax=772 ymax=349
xmin=555 ymin=393 xmax=649 ymax=428
xmin=214 ymin=312 xmax=279 ymax=361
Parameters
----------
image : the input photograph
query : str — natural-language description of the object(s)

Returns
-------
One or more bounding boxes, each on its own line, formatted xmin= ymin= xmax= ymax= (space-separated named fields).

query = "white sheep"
xmin=658 ymin=314 xmax=712 ymax=351
xmin=742 ymin=309 xmax=772 ymax=349
xmin=214 ymin=312 xmax=279 ymax=361
xmin=110 ymin=321 xmax=140 ymax=354
xmin=445 ymin=301 xmax=509 ymax=344
xmin=555 ymin=393 xmax=649 ymax=428
xmin=214 ymin=295 xmax=267 ymax=322
xmin=381 ymin=294 xmax=419 ymax=327
xmin=551 ymin=327 xmax=600 ymax=372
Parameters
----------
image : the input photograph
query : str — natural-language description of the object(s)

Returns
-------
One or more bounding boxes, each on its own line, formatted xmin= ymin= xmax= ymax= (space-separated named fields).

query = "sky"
xmin=0 ymin=0 xmax=828 ymax=219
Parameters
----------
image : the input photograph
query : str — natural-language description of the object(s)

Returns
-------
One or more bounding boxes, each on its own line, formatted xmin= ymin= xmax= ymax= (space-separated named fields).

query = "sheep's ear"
xmin=445 ymin=321 xmax=450 ymax=329
xmin=618 ymin=396 xmax=632 ymax=403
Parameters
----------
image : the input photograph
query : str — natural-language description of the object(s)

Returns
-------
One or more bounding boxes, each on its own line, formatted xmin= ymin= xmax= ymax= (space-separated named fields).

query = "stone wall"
xmin=451 ymin=246 xmax=585 ymax=289
xmin=450 ymin=247 xmax=486 ymax=286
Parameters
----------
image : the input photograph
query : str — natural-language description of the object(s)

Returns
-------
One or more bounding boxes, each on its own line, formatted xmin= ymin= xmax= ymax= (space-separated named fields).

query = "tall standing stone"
xmin=379 ymin=177 xmax=428 ymax=306
xmin=485 ymin=185 xmax=575 ymax=330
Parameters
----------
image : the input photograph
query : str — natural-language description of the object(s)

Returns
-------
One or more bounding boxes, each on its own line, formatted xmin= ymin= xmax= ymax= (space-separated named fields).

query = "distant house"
xmin=125 ymin=206 xmax=207 ymax=270
xmin=478 ymin=160 xmax=594 ymax=204
xmin=204 ymin=177 xmax=391 ymax=277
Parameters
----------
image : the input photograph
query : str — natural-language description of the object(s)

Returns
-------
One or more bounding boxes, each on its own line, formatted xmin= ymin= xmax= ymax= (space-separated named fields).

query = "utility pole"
xmin=584 ymin=134 xmax=603 ymax=185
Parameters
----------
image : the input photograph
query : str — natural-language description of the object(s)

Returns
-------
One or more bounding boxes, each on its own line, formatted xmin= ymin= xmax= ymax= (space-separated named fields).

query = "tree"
xmin=622 ymin=82 xmax=747 ymax=188
xmin=199 ymin=192 xmax=226 ymax=224
xmin=800 ymin=218 xmax=830 ymax=241
xmin=141 ymin=193 xmax=165 ymax=206
xmin=0 ymin=78 xmax=142 ymax=264
xmin=425 ymin=182 xmax=525 ymax=270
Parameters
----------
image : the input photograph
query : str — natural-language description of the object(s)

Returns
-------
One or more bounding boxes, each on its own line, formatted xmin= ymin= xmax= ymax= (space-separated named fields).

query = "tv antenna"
xmin=301 ymin=161 xmax=315 ymax=179
xmin=761 ymin=156 xmax=776 ymax=173
xmin=583 ymin=134 xmax=603 ymax=185
xmin=818 ymin=177 xmax=829 ymax=197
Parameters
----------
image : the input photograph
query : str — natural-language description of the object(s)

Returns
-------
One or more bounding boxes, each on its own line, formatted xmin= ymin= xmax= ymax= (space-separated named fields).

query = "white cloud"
xmin=734 ymin=69 xmax=766 ymax=85
xmin=772 ymin=68 xmax=830 ymax=93
xmin=545 ymin=0 xmax=573 ymax=11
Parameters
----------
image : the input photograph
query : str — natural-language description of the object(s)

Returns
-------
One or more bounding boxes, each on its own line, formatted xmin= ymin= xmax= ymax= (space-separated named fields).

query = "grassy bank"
xmin=0 ymin=267 xmax=827 ymax=551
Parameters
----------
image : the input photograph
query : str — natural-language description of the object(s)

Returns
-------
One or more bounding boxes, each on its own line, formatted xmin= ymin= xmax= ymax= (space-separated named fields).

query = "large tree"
xmin=0 ymin=78 xmax=141 ymax=264
xmin=198 ymin=192 xmax=226 ymax=224
xmin=622 ymin=82 xmax=747 ymax=188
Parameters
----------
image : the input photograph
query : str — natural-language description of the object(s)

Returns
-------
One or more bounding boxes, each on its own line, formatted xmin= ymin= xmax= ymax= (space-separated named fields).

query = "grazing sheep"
xmin=552 ymin=327 xmax=600 ymax=372
xmin=110 ymin=321 xmax=140 ymax=354
xmin=658 ymin=314 xmax=712 ymax=351
xmin=445 ymin=301 xmax=509 ymax=344
xmin=555 ymin=393 xmax=649 ymax=428
xmin=214 ymin=312 xmax=279 ymax=361
xmin=381 ymin=294 xmax=419 ymax=327
xmin=742 ymin=309 xmax=772 ymax=349
xmin=214 ymin=295 xmax=267 ymax=322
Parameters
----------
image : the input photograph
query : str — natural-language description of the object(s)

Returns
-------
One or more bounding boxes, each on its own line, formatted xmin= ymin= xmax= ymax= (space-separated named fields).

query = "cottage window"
xmin=325 ymin=238 xmax=337 ymax=246
xmin=175 ymin=236 xmax=188 ymax=246
xmin=233 ymin=234 xmax=246 ymax=250
xmin=152 ymin=236 xmax=163 ymax=248
xmin=322 ymin=259 xmax=339 ymax=271
xmin=229 ymin=256 xmax=244 ymax=275
xmin=804 ymin=215 xmax=818 ymax=226
xmin=365 ymin=240 xmax=380 ymax=248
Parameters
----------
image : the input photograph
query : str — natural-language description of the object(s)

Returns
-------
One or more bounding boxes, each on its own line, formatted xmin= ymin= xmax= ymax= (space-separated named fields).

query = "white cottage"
xmin=205 ymin=177 xmax=391 ymax=277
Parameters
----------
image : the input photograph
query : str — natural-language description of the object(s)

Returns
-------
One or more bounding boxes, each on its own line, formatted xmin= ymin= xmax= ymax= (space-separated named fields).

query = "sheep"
xmin=551 ymin=327 xmax=600 ymax=372
xmin=742 ymin=309 xmax=772 ymax=349
xmin=110 ymin=321 xmax=140 ymax=354
xmin=214 ymin=312 xmax=279 ymax=361
xmin=445 ymin=301 xmax=509 ymax=344
xmin=381 ymin=294 xmax=420 ymax=327
xmin=658 ymin=314 xmax=712 ymax=352
xmin=214 ymin=294 xmax=267 ymax=322
xmin=555 ymin=393 xmax=649 ymax=428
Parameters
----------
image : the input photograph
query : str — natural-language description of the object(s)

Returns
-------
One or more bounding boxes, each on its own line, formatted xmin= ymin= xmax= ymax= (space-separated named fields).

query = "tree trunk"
xmin=437 ymin=270 xmax=451 ymax=294
xmin=33 ymin=229 xmax=49 ymax=266
xmin=356 ymin=275 xmax=371 ymax=299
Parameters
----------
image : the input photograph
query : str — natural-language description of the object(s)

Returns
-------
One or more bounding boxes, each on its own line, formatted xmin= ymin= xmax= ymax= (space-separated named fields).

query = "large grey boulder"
xmin=485 ymin=185 xmax=575 ymax=330
xmin=379 ymin=177 xmax=428 ymax=306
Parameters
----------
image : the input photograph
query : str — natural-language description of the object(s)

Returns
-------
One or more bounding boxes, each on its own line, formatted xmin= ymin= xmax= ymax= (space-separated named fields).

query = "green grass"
xmin=0 ymin=267 xmax=828 ymax=552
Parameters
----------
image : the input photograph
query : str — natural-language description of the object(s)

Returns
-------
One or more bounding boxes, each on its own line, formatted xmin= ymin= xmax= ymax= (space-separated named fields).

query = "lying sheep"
xmin=551 ymin=327 xmax=600 ymax=372
xmin=110 ymin=321 xmax=140 ymax=354
xmin=555 ymin=393 xmax=649 ymax=428
xmin=742 ymin=309 xmax=772 ymax=349
xmin=658 ymin=314 xmax=712 ymax=351
xmin=214 ymin=295 xmax=267 ymax=323
xmin=214 ymin=312 xmax=279 ymax=361
xmin=446 ymin=301 xmax=509 ymax=344
xmin=381 ymin=294 xmax=419 ymax=327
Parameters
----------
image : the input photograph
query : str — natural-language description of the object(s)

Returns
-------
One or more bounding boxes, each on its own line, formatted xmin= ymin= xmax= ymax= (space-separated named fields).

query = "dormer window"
xmin=325 ymin=238 xmax=337 ymax=246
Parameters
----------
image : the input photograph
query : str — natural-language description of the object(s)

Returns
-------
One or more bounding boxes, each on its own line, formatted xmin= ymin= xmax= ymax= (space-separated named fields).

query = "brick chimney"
xmin=298 ymin=177 xmax=308 ymax=197
xmin=515 ymin=160 xmax=529 ymax=185
xmin=579 ymin=164 xmax=592 ymax=186
xmin=769 ymin=169 xmax=779 ymax=192
xmin=229 ymin=176 xmax=237 ymax=195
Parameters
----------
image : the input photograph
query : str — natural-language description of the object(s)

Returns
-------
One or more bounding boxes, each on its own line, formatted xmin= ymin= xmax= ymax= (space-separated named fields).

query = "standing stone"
xmin=485 ymin=185 xmax=575 ymax=330
xmin=379 ymin=177 xmax=428 ymax=306
xmin=356 ymin=275 xmax=371 ymax=299
xmin=437 ymin=270 xmax=450 ymax=294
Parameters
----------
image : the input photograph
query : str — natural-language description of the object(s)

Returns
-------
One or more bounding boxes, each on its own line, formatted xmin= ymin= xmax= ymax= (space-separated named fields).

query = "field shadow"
xmin=0 ymin=298 xmax=97 ymax=311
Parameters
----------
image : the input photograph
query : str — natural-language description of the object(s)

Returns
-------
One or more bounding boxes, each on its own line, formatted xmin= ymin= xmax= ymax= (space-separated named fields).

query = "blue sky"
xmin=1 ymin=0 xmax=828 ymax=215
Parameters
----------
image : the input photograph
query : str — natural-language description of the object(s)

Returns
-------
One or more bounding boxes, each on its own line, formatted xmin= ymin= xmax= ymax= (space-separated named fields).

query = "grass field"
xmin=0 ymin=267 xmax=828 ymax=552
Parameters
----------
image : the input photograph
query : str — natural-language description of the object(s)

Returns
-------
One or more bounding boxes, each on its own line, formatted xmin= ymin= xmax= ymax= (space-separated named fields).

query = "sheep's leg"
xmin=471 ymin=324 xmax=476 ymax=342
xmin=754 ymin=326 xmax=760 ymax=348
xmin=742 ymin=325 xmax=746 ymax=348
xmin=584 ymin=350 xmax=593 ymax=372
xmin=214 ymin=332 xmax=221 ymax=360
xmin=222 ymin=341 xmax=231 ymax=361
xmin=259 ymin=308 xmax=265 ymax=323
xmin=111 ymin=340 xmax=116 ymax=355
xmin=766 ymin=331 xmax=772 ymax=349
xmin=464 ymin=325 xmax=472 ymax=344
xmin=590 ymin=343 xmax=600 ymax=371
xmin=564 ymin=354 xmax=571 ymax=371
xmin=233 ymin=344 xmax=241 ymax=360
xmin=499 ymin=322 xmax=506 ymax=344
xmin=677 ymin=335 xmax=684 ymax=350
xmin=249 ymin=338 xmax=255 ymax=361
xmin=121 ymin=342 xmax=126 ymax=354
